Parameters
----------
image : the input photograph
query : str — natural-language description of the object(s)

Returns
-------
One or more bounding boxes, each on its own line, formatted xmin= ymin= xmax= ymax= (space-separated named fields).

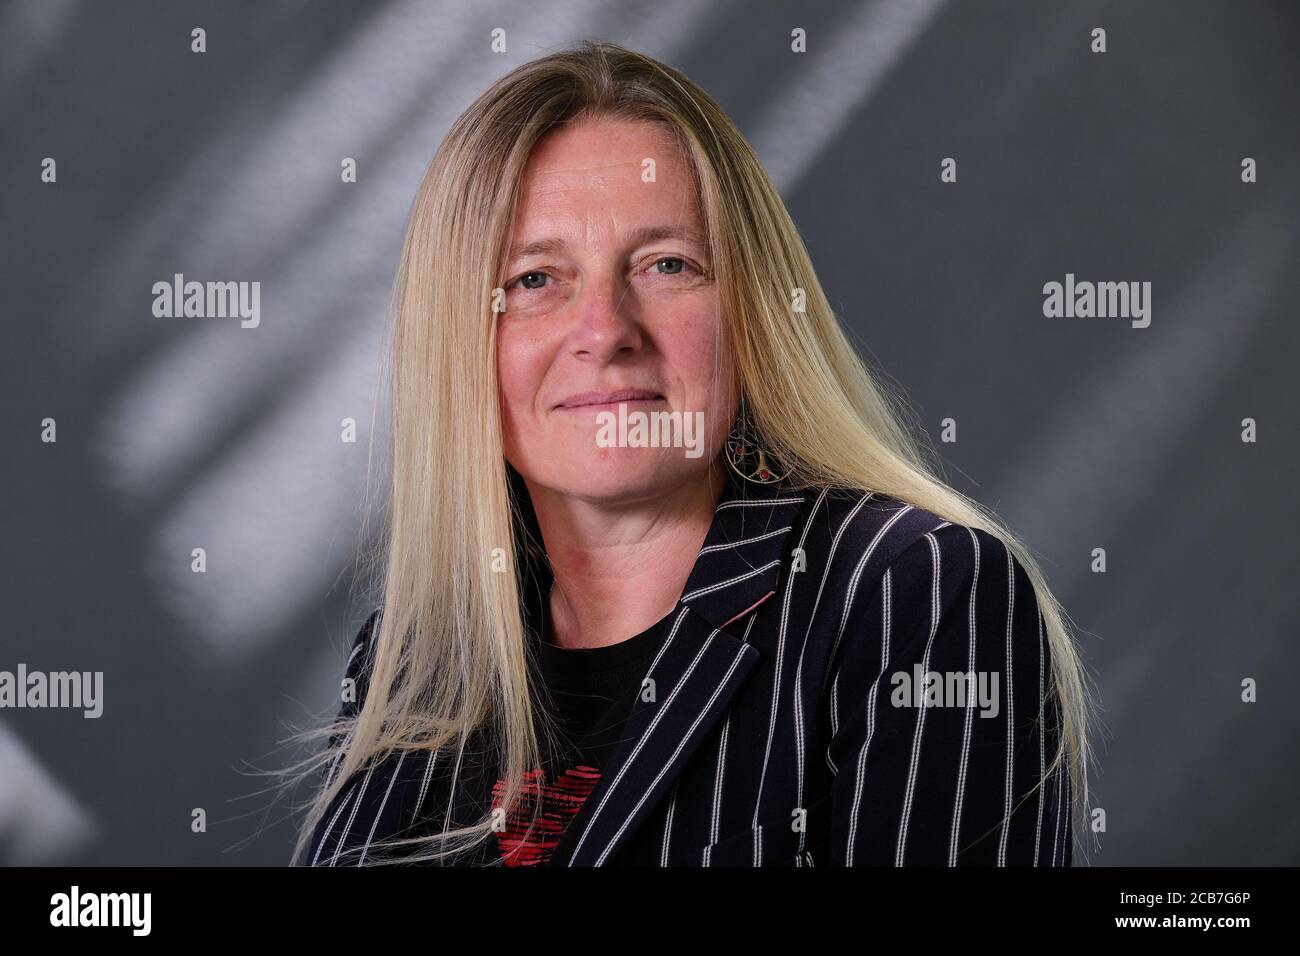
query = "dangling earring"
xmin=725 ymin=403 xmax=790 ymax=484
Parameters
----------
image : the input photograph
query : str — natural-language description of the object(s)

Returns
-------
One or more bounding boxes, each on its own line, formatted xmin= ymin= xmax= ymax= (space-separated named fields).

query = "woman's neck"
xmin=526 ymin=466 xmax=727 ymax=650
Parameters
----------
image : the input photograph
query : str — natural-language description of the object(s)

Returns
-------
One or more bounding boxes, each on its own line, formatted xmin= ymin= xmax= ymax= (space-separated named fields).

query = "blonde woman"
xmin=293 ymin=39 xmax=1092 ymax=867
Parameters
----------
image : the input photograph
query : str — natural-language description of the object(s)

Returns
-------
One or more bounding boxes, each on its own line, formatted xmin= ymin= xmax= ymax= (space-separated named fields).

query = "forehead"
xmin=513 ymin=117 xmax=702 ymax=226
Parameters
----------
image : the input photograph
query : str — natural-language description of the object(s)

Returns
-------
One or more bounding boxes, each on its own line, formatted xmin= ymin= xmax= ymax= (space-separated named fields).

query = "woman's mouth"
xmin=555 ymin=388 xmax=665 ymax=410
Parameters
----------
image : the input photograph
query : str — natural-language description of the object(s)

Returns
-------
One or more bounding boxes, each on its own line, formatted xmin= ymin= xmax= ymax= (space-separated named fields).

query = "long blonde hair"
xmin=288 ymin=38 xmax=1094 ymax=866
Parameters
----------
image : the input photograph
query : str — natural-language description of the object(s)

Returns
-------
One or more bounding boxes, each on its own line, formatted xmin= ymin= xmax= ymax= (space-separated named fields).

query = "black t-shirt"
xmin=486 ymin=606 xmax=672 ymax=866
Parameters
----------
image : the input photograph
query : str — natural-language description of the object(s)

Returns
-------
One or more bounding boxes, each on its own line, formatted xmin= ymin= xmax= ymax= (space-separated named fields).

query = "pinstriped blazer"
xmin=306 ymin=466 xmax=1073 ymax=867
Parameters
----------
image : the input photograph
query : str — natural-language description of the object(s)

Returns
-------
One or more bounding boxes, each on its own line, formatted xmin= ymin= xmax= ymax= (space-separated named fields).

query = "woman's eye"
xmin=652 ymin=257 xmax=687 ymax=276
xmin=507 ymin=259 xmax=696 ymax=293
xmin=515 ymin=271 xmax=549 ymax=290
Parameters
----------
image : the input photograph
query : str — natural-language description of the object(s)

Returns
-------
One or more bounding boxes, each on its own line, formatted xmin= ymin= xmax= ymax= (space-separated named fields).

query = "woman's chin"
xmin=533 ymin=451 xmax=702 ymax=501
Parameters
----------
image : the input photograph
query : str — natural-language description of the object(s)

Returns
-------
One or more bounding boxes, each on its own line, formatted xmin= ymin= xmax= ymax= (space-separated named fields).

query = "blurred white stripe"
xmin=0 ymin=725 xmax=98 ymax=864
xmin=753 ymin=0 xmax=947 ymax=189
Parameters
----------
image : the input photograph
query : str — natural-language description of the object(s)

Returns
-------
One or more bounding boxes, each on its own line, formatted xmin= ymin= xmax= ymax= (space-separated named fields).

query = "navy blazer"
xmin=306 ymin=466 xmax=1072 ymax=866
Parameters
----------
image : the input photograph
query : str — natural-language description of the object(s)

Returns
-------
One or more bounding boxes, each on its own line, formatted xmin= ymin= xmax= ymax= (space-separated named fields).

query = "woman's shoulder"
xmin=792 ymin=482 xmax=1026 ymax=602
xmin=336 ymin=608 xmax=383 ymax=715
xmin=803 ymin=487 xmax=1052 ymax=679
xmin=347 ymin=607 xmax=382 ymax=660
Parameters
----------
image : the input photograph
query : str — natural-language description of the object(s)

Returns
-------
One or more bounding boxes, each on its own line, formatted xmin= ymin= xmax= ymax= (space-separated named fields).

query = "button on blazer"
xmin=307 ymin=466 xmax=1073 ymax=867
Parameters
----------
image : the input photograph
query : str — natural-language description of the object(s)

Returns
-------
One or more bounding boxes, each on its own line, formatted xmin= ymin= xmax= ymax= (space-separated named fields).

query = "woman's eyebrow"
xmin=506 ymin=224 xmax=708 ymax=263
xmin=622 ymin=224 xmax=708 ymax=249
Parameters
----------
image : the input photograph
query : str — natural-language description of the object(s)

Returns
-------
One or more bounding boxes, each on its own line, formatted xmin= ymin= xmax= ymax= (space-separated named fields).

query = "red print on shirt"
xmin=490 ymin=765 xmax=600 ymax=866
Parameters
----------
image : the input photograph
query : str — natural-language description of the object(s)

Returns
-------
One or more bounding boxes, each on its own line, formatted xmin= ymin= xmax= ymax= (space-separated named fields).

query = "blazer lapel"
xmin=537 ymin=468 xmax=810 ymax=866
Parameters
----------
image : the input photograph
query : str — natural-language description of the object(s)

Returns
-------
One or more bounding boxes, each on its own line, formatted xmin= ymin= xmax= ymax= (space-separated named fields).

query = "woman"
xmin=292 ymin=39 xmax=1092 ymax=867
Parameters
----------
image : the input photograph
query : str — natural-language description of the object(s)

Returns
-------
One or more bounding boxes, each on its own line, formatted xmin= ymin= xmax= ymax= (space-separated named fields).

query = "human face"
xmin=496 ymin=116 xmax=737 ymax=504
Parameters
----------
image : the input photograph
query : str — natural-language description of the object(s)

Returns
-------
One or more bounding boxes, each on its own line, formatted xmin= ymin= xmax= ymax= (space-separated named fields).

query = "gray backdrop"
xmin=1 ymin=0 xmax=1296 ymax=866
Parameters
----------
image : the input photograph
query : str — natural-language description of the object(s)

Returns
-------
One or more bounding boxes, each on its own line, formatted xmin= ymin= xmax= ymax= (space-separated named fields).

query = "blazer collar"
xmin=506 ymin=462 xmax=810 ymax=866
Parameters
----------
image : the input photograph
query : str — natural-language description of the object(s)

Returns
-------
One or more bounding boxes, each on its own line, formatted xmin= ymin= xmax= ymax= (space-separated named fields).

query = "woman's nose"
xmin=567 ymin=272 xmax=643 ymax=360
